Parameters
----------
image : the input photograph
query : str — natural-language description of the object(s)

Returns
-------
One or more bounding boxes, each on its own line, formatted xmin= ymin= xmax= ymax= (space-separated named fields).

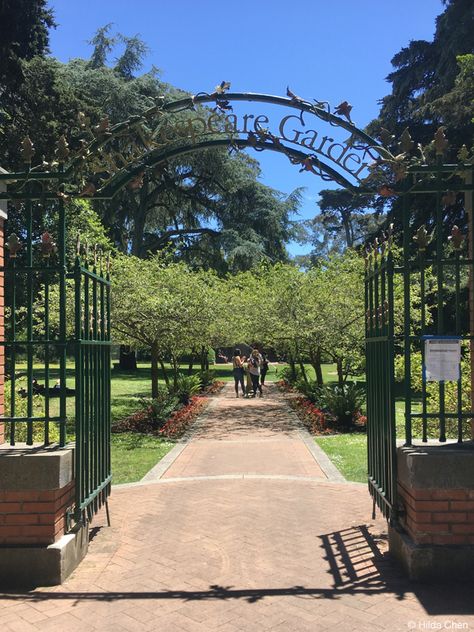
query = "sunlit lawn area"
xmin=315 ymin=434 xmax=368 ymax=483
xmin=111 ymin=434 xmax=174 ymax=484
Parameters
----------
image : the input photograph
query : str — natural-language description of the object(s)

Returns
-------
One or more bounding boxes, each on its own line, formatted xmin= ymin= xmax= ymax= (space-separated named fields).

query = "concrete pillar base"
xmin=389 ymin=524 xmax=474 ymax=582
xmin=0 ymin=523 xmax=89 ymax=587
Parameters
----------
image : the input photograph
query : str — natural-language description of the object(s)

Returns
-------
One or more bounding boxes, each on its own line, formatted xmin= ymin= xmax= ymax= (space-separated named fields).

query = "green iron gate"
xmin=365 ymin=158 xmax=474 ymax=523
xmin=365 ymin=229 xmax=396 ymax=521
xmin=73 ymin=244 xmax=112 ymax=525
xmin=2 ymin=159 xmax=111 ymax=527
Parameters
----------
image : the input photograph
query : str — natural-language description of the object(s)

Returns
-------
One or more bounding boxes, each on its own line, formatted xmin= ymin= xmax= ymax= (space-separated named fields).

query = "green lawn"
xmin=315 ymin=434 xmax=368 ymax=483
xmin=111 ymin=434 xmax=174 ymax=484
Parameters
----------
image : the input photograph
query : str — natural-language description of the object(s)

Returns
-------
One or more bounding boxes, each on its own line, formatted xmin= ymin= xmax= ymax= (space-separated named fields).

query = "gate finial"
xmin=434 ymin=127 xmax=448 ymax=155
xmin=449 ymin=226 xmax=465 ymax=250
xmin=413 ymin=225 xmax=431 ymax=251
xmin=7 ymin=234 xmax=22 ymax=258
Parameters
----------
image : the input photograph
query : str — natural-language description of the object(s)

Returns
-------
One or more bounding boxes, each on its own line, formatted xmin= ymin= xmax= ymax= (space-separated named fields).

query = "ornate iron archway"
xmin=1 ymin=83 xmax=473 ymax=528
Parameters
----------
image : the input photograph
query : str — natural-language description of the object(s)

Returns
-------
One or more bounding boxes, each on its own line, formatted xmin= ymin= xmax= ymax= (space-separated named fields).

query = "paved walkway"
xmin=1 ymin=383 xmax=474 ymax=632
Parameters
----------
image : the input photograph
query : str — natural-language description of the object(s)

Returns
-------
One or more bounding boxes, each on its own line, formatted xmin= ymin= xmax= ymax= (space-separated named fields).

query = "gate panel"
xmin=73 ymin=248 xmax=111 ymax=524
xmin=365 ymin=244 xmax=397 ymax=521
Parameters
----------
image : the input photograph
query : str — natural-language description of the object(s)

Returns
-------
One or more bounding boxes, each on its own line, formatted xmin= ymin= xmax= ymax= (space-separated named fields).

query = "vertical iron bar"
xmin=420 ymin=251 xmax=427 ymax=442
xmin=92 ymin=266 xmax=98 ymax=515
xmin=74 ymin=254 xmax=83 ymax=523
xmin=454 ymin=250 xmax=462 ymax=442
xmin=9 ymin=262 xmax=16 ymax=445
xmin=44 ymin=258 xmax=50 ymax=445
xmin=402 ymin=183 xmax=412 ymax=446
xmin=436 ymin=157 xmax=446 ymax=442
xmin=26 ymin=198 xmax=33 ymax=445
xmin=84 ymin=264 xmax=90 ymax=511
xmin=387 ymin=250 xmax=397 ymax=522
xmin=58 ymin=184 xmax=67 ymax=447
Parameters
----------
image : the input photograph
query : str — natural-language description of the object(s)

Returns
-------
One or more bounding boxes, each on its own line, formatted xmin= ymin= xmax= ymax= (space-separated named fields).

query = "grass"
xmin=315 ymin=434 xmax=368 ymax=483
xmin=111 ymin=434 xmax=174 ymax=484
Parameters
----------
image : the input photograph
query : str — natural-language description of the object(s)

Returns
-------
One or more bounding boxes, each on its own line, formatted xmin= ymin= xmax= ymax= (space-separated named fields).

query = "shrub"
xmin=315 ymin=382 xmax=365 ymax=429
xmin=112 ymin=388 xmax=179 ymax=433
xmin=197 ymin=369 xmax=216 ymax=388
xmin=294 ymin=378 xmax=320 ymax=403
xmin=168 ymin=373 xmax=202 ymax=405
xmin=276 ymin=365 xmax=302 ymax=386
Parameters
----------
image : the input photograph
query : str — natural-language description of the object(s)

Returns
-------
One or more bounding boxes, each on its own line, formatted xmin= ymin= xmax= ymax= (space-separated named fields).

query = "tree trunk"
xmin=159 ymin=359 xmax=170 ymax=387
xmin=310 ymin=348 xmax=324 ymax=386
xmin=151 ymin=344 xmax=160 ymax=399
xmin=188 ymin=354 xmax=194 ymax=376
xmin=298 ymin=359 xmax=308 ymax=383
xmin=288 ymin=355 xmax=297 ymax=382
xmin=200 ymin=345 xmax=207 ymax=371
xmin=172 ymin=354 xmax=179 ymax=388
xmin=119 ymin=345 xmax=137 ymax=371
xmin=336 ymin=358 xmax=345 ymax=387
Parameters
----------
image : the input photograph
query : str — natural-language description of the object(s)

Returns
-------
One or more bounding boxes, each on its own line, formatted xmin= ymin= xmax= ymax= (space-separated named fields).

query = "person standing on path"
xmin=248 ymin=348 xmax=263 ymax=397
xmin=232 ymin=349 xmax=245 ymax=397
xmin=260 ymin=352 xmax=269 ymax=386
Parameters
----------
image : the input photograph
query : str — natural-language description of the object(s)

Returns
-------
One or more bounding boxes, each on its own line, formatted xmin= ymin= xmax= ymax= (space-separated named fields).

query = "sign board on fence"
xmin=423 ymin=337 xmax=461 ymax=382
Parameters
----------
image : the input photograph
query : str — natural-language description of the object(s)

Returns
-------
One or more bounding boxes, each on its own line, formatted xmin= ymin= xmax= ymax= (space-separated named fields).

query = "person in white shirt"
xmin=248 ymin=348 xmax=263 ymax=397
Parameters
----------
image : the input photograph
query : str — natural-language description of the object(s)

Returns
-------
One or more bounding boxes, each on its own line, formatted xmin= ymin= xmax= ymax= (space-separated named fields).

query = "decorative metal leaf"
xmin=457 ymin=145 xmax=470 ymax=163
xmin=379 ymin=128 xmax=395 ymax=146
xmin=287 ymin=86 xmax=304 ymax=105
xmin=77 ymin=111 xmax=90 ymax=129
xmin=93 ymin=117 xmax=111 ymax=137
xmin=79 ymin=182 xmax=97 ymax=197
xmin=449 ymin=226 xmax=465 ymax=250
xmin=40 ymin=232 xmax=56 ymax=258
xmin=55 ymin=135 xmax=70 ymax=162
xmin=442 ymin=190 xmax=457 ymax=207
xmin=214 ymin=81 xmax=231 ymax=94
xmin=398 ymin=128 xmax=414 ymax=153
xmin=127 ymin=171 xmax=145 ymax=191
xmin=434 ymin=127 xmax=448 ymax=155
xmin=7 ymin=234 xmax=22 ymax=257
xmin=413 ymin=225 xmax=431 ymax=251
xmin=334 ymin=101 xmax=353 ymax=121
xmin=21 ymin=136 xmax=35 ymax=163
xmin=378 ymin=185 xmax=396 ymax=197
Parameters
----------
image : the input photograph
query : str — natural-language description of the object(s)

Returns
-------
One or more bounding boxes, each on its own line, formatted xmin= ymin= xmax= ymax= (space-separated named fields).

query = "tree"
xmin=368 ymin=0 xmax=474 ymax=150
xmin=0 ymin=0 xmax=55 ymax=94
xmin=111 ymin=255 xmax=230 ymax=397
xmin=304 ymin=189 xmax=384 ymax=258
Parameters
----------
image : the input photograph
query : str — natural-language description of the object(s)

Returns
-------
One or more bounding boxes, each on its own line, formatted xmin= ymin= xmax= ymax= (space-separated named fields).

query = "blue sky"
xmin=47 ymin=0 xmax=444 ymax=255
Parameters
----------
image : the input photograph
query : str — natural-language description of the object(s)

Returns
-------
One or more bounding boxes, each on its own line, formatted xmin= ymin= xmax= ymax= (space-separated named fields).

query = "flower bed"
xmin=158 ymin=395 xmax=207 ymax=438
xmin=288 ymin=395 xmax=334 ymax=435
xmin=276 ymin=380 xmax=366 ymax=435
xmin=112 ymin=381 xmax=225 ymax=438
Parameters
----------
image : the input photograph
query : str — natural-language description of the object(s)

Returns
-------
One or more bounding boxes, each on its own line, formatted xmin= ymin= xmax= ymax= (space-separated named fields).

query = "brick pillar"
xmin=389 ymin=445 xmax=474 ymax=581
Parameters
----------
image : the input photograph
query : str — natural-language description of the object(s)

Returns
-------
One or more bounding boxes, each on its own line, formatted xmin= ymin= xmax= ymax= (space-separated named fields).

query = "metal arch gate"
xmin=2 ymin=87 xmax=474 ymax=533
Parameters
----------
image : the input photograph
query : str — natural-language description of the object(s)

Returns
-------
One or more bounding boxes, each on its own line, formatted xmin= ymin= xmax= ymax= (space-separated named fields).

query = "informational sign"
xmin=423 ymin=337 xmax=461 ymax=382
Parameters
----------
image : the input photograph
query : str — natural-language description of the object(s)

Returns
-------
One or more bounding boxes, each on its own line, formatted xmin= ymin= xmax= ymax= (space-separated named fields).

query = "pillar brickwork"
xmin=389 ymin=445 xmax=474 ymax=581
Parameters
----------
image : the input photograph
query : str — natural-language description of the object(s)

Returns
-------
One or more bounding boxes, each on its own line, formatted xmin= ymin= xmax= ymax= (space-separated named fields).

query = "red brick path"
xmin=1 ymin=384 xmax=473 ymax=631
